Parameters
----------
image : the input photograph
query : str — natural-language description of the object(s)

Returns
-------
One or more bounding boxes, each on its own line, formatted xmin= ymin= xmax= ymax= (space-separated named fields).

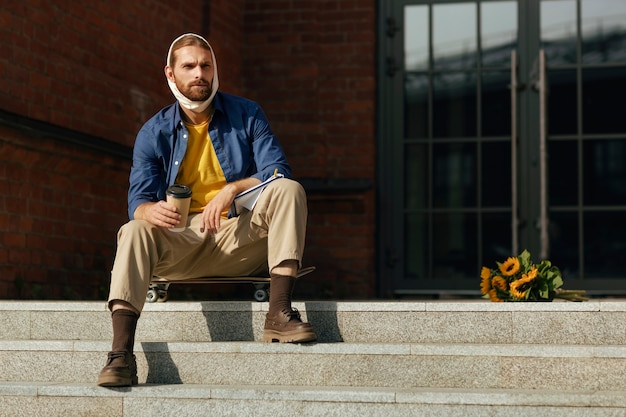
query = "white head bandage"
xmin=166 ymin=33 xmax=219 ymax=113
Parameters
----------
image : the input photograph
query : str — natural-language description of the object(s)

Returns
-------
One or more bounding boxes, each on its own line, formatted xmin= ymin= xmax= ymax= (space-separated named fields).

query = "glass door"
xmin=377 ymin=0 xmax=626 ymax=296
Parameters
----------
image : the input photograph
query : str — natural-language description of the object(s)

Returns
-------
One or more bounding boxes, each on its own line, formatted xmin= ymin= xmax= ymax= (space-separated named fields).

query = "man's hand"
xmin=201 ymin=185 xmax=237 ymax=234
xmin=134 ymin=201 xmax=181 ymax=228
xmin=201 ymin=178 xmax=261 ymax=234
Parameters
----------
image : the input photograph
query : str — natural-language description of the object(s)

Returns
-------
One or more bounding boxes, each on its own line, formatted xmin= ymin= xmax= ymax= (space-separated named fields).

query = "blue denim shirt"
xmin=127 ymin=92 xmax=291 ymax=219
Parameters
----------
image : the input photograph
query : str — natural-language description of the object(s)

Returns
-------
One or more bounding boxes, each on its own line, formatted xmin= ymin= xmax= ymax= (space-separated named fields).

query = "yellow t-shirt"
xmin=176 ymin=120 xmax=228 ymax=215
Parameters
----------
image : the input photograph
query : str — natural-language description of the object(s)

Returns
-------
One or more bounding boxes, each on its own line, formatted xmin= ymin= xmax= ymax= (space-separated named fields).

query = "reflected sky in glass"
xmin=582 ymin=0 xmax=626 ymax=63
xmin=433 ymin=3 xmax=476 ymax=69
xmin=405 ymin=1 xmax=626 ymax=69
xmin=404 ymin=5 xmax=429 ymax=71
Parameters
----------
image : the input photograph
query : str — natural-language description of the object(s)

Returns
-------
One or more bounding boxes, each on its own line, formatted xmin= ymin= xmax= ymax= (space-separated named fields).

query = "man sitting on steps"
xmin=97 ymin=33 xmax=316 ymax=387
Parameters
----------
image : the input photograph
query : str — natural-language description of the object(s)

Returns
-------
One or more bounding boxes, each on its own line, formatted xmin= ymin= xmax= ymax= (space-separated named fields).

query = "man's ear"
xmin=164 ymin=65 xmax=175 ymax=82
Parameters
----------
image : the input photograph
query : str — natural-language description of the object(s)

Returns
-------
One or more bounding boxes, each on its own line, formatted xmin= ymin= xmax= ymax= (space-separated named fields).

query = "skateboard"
xmin=146 ymin=266 xmax=316 ymax=303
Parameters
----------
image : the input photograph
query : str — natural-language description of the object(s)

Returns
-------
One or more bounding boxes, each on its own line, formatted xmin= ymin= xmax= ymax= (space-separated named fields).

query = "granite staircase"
xmin=1 ymin=299 xmax=626 ymax=416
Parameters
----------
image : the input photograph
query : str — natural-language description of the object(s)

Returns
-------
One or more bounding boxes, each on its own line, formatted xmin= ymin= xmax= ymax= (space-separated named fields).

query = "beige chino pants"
xmin=108 ymin=179 xmax=307 ymax=312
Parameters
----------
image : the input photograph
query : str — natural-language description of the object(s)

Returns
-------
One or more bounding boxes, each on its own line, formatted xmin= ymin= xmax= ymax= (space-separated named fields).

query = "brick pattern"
xmin=0 ymin=0 xmax=378 ymax=300
xmin=1 ymin=0 xmax=204 ymax=147
xmin=0 ymin=125 xmax=129 ymax=299
xmin=242 ymin=1 xmax=377 ymax=297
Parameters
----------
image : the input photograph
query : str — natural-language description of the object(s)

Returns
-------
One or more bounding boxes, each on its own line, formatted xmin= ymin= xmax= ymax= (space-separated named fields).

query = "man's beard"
xmin=179 ymin=81 xmax=212 ymax=102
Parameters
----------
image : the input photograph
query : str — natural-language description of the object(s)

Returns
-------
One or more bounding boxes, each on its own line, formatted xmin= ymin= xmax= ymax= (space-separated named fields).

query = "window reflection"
xmin=433 ymin=142 xmax=477 ymax=208
xmin=541 ymin=1 xmax=577 ymax=65
xmin=583 ymin=139 xmax=626 ymax=206
xmin=404 ymin=5 xmax=429 ymax=71
xmin=404 ymin=144 xmax=428 ymax=211
xmin=405 ymin=213 xmax=428 ymax=279
xmin=481 ymin=1 xmax=517 ymax=67
xmin=481 ymin=141 xmax=511 ymax=207
xmin=481 ymin=71 xmax=511 ymax=136
xmin=404 ymin=73 xmax=429 ymax=139
xmin=433 ymin=212 xmax=477 ymax=278
xmin=482 ymin=213 xmax=512 ymax=263
xmin=433 ymin=72 xmax=477 ymax=137
xmin=582 ymin=0 xmax=626 ymax=64
xmin=584 ymin=211 xmax=626 ymax=278
xmin=547 ymin=70 xmax=577 ymax=135
xmin=548 ymin=140 xmax=578 ymax=206
xmin=582 ymin=68 xmax=626 ymax=134
xmin=549 ymin=212 xmax=579 ymax=278
xmin=433 ymin=3 xmax=477 ymax=69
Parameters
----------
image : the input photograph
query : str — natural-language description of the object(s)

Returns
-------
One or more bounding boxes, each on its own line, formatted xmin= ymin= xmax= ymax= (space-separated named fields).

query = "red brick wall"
xmin=242 ymin=1 xmax=377 ymax=298
xmin=206 ymin=0 xmax=245 ymax=96
xmin=0 ymin=124 xmax=129 ymax=299
xmin=0 ymin=0 xmax=378 ymax=300
xmin=0 ymin=0 xmax=238 ymax=300
xmin=1 ymin=0 xmax=206 ymax=147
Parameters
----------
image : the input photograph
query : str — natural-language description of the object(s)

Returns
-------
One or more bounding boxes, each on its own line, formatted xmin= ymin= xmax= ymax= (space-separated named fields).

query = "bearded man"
xmin=96 ymin=33 xmax=316 ymax=387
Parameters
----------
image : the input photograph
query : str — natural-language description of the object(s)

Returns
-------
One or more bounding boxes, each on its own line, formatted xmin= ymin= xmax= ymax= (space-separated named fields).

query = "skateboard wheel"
xmin=157 ymin=291 xmax=169 ymax=302
xmin=146 ymin=289 xmax=159 ymax=303
xmin=254 ymin=288 xmax=269 ymax=302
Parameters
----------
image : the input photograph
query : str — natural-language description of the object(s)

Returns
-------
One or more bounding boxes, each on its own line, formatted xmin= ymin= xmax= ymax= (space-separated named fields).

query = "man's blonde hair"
xmin=168 ymin=34 xmax=212 ymax=67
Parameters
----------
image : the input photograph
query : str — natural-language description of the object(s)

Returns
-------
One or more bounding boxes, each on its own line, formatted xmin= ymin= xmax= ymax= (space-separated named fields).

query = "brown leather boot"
xmin=263 ymin=308 xmax=317 ymax=343
xmin=96 ymin=351 xmax=138 ymax=387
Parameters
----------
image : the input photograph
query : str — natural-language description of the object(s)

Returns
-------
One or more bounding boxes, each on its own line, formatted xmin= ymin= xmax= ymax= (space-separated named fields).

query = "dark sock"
xmin=268 ymin=274 xmax=296 ymax=316
xmin=110 ymin=309 xmax=139 ymax=354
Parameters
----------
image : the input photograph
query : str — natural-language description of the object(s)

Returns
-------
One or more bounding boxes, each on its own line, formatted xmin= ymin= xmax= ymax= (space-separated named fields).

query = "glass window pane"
xmin=541 ymin=1 xmax=577 ymax=65
xmin=405 ymin=144 xmax=429 ymax=210
xmin=582 ymin=0 xmax=626 ymax=64
xmin=404 ymin=73 xmax=429 ymax=138
xmin=405 ymin=5 xmax=429 ymax=71
xmin=433 ymin=72 xmax=477 ymax=137
xmin=584 ymin=211 xmax=626 ymax=278
xmin=482 ymin=212 xmax=512 ymax=264
xmin=405 ymin=213 xmax=429 ymax=279
xmin=433 ymin=212 xmax=477 ymax=278
xmin=548 ymin=140 xmax=578 ymax=206
xmin=481 ymin=1 xmax=517 ymax=67
xmin=547 ymin=70 xmax=578 ymax=135
xmin=481 ymin=71 xmax=511 ymax=137
xmin=583 ymin=139 xmax=626 ymax=205
xmin=433 ymin=3 xmax=477 ymax=70
xmin=481 ymin=141 xmax=511 ymax=207
xmin=433 ymin=142 xmax=477 ymax=208
xmin=549 ymin=211 xmax=579 ymax=279
xmin=582 ymin=68 xmax=626 ymax=134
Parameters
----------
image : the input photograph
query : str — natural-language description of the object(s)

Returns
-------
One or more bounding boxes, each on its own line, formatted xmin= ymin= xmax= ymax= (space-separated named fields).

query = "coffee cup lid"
xmin=166 ymin=184 xmax=192 ymax=198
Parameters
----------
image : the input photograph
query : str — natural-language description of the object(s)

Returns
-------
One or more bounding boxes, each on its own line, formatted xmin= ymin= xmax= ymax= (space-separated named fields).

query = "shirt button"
xmin=183 ymin=135 xmax=187 ymax=138
xmin=175 ymin=161 xmax=179 ymax=165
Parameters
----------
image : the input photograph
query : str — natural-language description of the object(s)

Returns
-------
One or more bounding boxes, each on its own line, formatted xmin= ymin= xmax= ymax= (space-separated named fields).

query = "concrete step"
xmin=2 ymin=382 xmax=626 ymax=417
xmin=2 ymin=339 xmax=626 ymax=390
xmin=3 ymin=300 xmax=626 ymax=414
xmin=3 ymin=300 xmax=626 ymax=345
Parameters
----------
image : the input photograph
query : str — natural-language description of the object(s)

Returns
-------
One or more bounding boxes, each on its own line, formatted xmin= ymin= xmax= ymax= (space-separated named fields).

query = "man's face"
xmin=166 ymin=45 xmax=214 ymax=101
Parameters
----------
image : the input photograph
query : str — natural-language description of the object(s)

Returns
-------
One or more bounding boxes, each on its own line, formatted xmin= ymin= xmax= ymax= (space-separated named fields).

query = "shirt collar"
xmin=172 ymin=92 xmax=223 ymax=129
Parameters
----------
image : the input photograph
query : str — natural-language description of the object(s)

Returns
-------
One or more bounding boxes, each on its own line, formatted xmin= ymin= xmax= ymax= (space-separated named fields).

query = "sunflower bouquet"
xmin=480 ymin=250 xmax=587 ymax=302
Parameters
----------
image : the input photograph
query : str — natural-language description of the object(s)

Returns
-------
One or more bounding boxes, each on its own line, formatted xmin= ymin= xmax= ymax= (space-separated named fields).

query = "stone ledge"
xmin=3 ymin=340 xmax=626 ymax=359
xmin=3 ymin=382 xmax=626 ymax=408
xmin=3 ymin=300 xmax=626 ymax=313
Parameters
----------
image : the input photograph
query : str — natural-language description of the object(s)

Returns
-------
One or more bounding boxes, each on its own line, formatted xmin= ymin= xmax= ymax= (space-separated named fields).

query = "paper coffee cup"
xmin=166 ymin=184 xmax=192 ymax=232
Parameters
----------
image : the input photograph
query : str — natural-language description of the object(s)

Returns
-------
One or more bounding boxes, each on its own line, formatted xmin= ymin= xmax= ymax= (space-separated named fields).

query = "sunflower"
xmin=492 ymin=275 xmax=508 ymax=292
xmin=509 ymin=279 xmax=528 ymax=299
xmin=488 ymin=288 xmax=503 ymax=302
xmin=480 ymin=267 xmax=492 ymax=295
xmin=523 ymin=266 xmax=538 ymax=283
xmin=499 ymin=256 xmax=520 ymax=277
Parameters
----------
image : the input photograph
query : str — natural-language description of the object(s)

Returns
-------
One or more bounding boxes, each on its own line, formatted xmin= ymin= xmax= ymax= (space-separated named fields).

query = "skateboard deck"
xmin=146 ymin=266 xmax=315 ymax=303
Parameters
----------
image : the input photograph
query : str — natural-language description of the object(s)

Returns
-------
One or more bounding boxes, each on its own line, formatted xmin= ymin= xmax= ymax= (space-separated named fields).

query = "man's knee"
xmin=268 ymin=178 xmax=306 ymax=202
xmin=117 ymin=220 xmax=158 ymax=243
